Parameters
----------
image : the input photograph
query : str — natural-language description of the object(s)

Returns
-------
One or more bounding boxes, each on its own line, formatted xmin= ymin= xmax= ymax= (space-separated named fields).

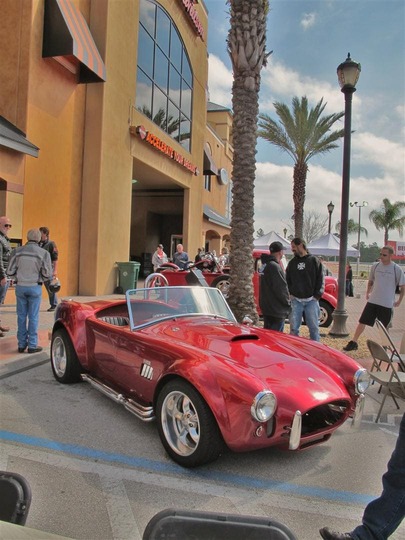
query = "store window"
xmin=136 ymin=0 xmax=193 ymax=152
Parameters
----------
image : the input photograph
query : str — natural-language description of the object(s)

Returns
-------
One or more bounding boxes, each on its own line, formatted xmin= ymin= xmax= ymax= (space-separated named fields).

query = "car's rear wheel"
xmin=211 ymin=275 xmax=230 ymax=298
xmin=319 ymin=300 xmax=333 ymax=327
xmin=156 ymin=379 xmax=223 ymax=467
xmin=51 ymin=328 xmax=82 ymax=383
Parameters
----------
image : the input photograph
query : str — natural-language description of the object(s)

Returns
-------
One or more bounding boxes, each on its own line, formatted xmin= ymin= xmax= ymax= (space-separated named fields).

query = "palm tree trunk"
xmin=293 ymin=162 xmax=308 ymax=238
xmin=227 ymin=0 xmax=268 ymax=322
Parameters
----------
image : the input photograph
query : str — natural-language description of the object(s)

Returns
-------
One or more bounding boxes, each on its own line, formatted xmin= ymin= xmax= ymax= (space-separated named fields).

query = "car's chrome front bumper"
xmin=288 ymin=394 xmax=365 ymax=450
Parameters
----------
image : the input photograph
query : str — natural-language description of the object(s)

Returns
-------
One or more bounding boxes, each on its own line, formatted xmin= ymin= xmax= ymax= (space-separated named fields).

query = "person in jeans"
xmin=259 ymin=241 xmax=291 ymax=332
xmin=286 ymin=237 xmax=324 ymax=341
xmin=7 ymin=229 xmax=52 ymax=353
xmin=0 ymin=216 xmax=13 ymax=337
xmin=320 ymin=411 xmax=405 ymax=539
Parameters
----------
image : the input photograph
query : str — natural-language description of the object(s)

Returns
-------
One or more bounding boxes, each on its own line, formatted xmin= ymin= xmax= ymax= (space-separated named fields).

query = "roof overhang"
xmin=203 ymin=205 xmax=231 ymax=228
xmin=42 ymin=0 xmax=106 ymax=84
xmin=0 ymin=116 xmax=39 ymax=158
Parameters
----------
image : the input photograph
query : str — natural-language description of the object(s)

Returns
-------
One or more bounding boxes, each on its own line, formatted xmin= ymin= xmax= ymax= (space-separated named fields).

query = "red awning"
xmin=43 ymin=0 xmax=106 ymax=84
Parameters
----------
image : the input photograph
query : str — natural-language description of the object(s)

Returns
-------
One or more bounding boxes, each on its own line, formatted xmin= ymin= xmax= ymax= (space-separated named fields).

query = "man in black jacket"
xmin=259 ymin=241 xmax=291 ymax=332
xmin=286 ymin=237 xmax=324 ymax=341
xmin=39 ymin=226 xmax=59 ymax=312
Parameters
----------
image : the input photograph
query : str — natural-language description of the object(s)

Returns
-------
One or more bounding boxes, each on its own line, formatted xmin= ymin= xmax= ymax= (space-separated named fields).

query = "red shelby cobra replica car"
xmin=51 ymin=286 xmax=368 ymax=468
xmin=151 ymin=250 xmax=338 ymax=327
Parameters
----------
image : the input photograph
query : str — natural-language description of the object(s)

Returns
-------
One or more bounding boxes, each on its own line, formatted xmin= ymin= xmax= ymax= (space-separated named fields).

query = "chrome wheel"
xmin=52 ymin=335 xmax=67 ymax=378
xmin=50 ymin=329 xmax=81 ymax=383
xmin=161 ymin=390 xmax=200 ymax=456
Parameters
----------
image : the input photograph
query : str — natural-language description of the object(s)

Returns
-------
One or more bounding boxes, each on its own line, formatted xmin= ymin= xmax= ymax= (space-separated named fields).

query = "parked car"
xmin=151 ymin=250 xmax=338 ymax=327
xmin=51 ymin=284 xmax=368 ymax=468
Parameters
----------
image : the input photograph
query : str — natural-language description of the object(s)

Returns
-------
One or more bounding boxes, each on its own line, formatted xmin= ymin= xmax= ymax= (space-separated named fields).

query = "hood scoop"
xmin=230 ymin=334 xmax=259 ymax=342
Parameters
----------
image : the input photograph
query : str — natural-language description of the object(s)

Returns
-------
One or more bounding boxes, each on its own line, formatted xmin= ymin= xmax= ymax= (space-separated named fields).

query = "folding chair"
xmin=143 ymin=509 xmax=298 ymax=540
xmin=375 ymin=319 xmax=405 ymax=371
xmin=367 ymin=339 xmax=405 ymax=422
xmin=400 ymin=331 xmax=405 ymax=355
xmin=0 ymin=471 xmax=32 ymax=525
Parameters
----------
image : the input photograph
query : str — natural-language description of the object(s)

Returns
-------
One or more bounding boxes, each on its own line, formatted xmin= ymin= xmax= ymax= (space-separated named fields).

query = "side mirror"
xmin=242 ymin=316 xmax=254 ymax=326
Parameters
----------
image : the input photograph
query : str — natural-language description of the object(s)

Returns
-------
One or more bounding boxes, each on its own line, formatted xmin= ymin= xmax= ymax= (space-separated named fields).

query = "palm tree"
xmin=335 ymin=218 xmax=368 ymax=237
xmin=226 ymin=0 xmax=269 ymax=322
xmin=369 ymin=198 xmax=405 ymax=245
xmin=258 ymin=97 xmax=344 ymax=238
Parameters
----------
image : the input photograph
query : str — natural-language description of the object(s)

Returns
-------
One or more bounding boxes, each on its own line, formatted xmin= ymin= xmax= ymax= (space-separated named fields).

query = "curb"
xmin=0 ymin=350 xmax=50 ymax=380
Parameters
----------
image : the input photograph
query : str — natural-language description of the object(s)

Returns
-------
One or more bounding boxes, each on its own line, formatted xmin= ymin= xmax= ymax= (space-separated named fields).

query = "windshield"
xmin=125 ymin=286 xmax=236 ymax=329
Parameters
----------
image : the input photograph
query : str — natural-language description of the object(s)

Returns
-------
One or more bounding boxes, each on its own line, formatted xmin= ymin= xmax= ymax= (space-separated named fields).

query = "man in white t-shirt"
xmin=344 ymin=245 xmax=405 ymax=351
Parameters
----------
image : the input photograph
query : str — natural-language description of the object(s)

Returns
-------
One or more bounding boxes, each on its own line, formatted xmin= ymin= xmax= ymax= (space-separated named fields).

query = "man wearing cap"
xmin=259 ymin=241 xmax=291 ymax=332
xmin=7 ymin=229 xmax=52 ymax=353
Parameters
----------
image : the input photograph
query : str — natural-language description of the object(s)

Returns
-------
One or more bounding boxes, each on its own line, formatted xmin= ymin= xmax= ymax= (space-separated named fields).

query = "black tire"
xmin=211 ymin=275 xmax=230 ymax=298
xmin=51 ymin=328 xmax=82 ymax=383
xmin=319 ymin=300 xmax=333 ymax=328
xmin=156 ymin=379 xmax=223 ymax=467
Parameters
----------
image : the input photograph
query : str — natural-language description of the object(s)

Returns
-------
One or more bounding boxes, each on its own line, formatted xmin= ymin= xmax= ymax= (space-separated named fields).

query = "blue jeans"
xmin=0 ymin=279 xmax=10 ymax=304
xmin=289 ymin=297 xmax=320 ymax=341
xmin=15 ymin=285 xmax=42 ymax=349
xmin=352 ymin=412 xmax=405 ymax=539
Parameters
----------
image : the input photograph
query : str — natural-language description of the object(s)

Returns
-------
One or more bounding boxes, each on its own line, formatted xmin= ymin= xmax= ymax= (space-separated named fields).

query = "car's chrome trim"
xmin=289 ymin=410 xmax=302 ymax=450
xmin=351 ymin=393 xmax=365 ymax=429
xmin=81 ymin=374 xmax=155 ymax=422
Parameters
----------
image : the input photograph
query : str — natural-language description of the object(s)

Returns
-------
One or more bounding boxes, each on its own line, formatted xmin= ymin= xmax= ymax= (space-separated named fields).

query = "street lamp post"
xmin=330 ymin=53 xmax=361 ymax=337
xmin=327 ymin=201 xmax=335 ymax=234
xmin=350 ymin=201 xmax=368 ymax=278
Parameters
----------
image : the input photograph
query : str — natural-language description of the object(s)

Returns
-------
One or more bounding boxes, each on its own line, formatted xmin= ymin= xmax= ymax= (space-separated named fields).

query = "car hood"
xmin=158 ymin=317 xmax=351 ymax=400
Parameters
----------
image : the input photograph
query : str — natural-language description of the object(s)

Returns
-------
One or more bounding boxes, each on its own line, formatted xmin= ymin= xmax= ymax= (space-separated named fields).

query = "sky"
xmin=203 ymin=0 xmax=405 ymax=246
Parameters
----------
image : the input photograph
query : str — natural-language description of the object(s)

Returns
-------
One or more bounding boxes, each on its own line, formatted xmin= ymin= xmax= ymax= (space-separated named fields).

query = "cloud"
xmin=207 ymin=55 xmax=404 ymax=244
xmin=207 ymin=54 xmax=233 ymax=107
xmin=353 ymin=132 xmax=405 ymax=176
xmin=300 ymin=12 xmax=317 ymax=30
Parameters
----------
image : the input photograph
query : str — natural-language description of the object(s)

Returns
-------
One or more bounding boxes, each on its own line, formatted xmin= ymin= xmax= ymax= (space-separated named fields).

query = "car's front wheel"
xmin=319 ymin=300 xmax=333 ymax=327
xmin=211 ymin=275 xmax=230 ymax=298
xmin=156 ymin=379 xmax=223 ymax=467
xmin=51 ymin=328 xmax=82 ymax=383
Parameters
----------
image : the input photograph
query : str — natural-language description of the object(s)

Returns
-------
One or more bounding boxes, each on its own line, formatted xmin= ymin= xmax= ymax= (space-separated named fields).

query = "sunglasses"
xmin=4 ymin=224 xmax=12 ymax=228
xmin=379 ymin=253 xmax=388 ymax=257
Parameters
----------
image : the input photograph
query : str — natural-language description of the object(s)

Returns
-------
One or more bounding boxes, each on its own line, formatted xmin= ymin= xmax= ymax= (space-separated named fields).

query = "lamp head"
xmin=327 ymin=201 xmax=335 ymax=214
xmin=337 ymin=53 xmax=361 ymax=91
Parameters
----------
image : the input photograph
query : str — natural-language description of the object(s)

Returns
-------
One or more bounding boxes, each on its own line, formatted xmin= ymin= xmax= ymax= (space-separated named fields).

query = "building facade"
xmin=0 ymin=0 xmax=233 ymax=297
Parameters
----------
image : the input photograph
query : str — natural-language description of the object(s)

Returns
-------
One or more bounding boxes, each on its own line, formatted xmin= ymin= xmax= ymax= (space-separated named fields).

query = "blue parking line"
xmin=0 ymin=430 xmax=373 ymax=505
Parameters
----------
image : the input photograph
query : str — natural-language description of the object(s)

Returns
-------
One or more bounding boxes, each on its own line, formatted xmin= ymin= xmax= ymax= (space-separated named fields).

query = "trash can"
xmin=116 ymin=262 xmax=140 ymax=293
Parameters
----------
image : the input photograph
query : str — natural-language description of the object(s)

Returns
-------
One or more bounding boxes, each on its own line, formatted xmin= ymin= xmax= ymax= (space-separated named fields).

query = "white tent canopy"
xmin=307 ymin=233 xmax=360 ymax=257
xmin=253 ymin=231 xmax=292 ymax=253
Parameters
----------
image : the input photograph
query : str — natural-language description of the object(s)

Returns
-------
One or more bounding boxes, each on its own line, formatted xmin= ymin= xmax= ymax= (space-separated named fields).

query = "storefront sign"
xmin=178 ymin=0 xmax=204 ymax=40
xmin=133 ymin=125 xmax=199 ymax=175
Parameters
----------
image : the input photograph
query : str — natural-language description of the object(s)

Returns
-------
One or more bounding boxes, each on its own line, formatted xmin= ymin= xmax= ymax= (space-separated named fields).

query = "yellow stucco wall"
xmin=0 ymin=0 xmax=233 ymax=297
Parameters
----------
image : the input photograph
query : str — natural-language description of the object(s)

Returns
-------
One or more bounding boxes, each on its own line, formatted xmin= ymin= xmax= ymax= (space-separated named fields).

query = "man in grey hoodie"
xmin=7 ymin=229 xmax=52 ymax=353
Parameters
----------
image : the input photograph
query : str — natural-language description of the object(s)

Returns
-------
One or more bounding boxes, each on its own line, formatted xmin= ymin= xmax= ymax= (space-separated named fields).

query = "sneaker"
xmin=18 ymin=347 xmax=26 ymax=353
xmin=343 ymin=340 xmax=358 ymax=351
xmin=0 ymin=325 xmax=10 ymax=332
xmin=27 ymin=347 xmax=43 ymax=354
xmin=47 ymin=307 xmax=56 ymax=312
xmin=320 ymin=527 xmax=353 ymax=539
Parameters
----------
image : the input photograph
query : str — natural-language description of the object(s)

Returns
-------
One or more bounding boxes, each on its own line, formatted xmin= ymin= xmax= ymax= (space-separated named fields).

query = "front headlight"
xmin=251 ymin=390 xmax=277 ymax=422
xmin=354 ymin=368 xmax=370 ymax=394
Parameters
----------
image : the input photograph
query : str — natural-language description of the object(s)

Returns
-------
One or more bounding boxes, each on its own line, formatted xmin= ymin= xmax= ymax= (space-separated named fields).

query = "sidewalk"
xmin=0 ymin=280 xmax=403 ymax=379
